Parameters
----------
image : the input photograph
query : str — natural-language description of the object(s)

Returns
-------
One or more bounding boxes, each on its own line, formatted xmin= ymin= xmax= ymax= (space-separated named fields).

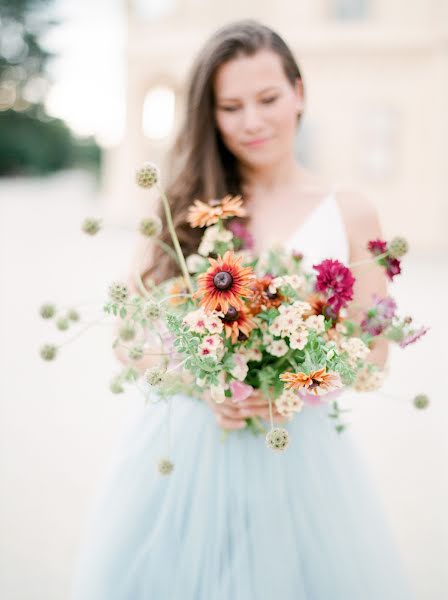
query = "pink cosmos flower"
xmin=361 ymin=294 xmax=397 ymax=336
xmin=313 ymin=259 xmax=355 ymax=313
xmin=399 ymin=326 xmax=429 ymax=348
xmin=229 ymin=380 xmax=254 ymax=403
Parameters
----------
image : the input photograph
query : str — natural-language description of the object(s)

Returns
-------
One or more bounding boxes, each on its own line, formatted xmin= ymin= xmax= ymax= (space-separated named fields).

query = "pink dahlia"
xmin=313 ymin=259 xmax=355 ymax=313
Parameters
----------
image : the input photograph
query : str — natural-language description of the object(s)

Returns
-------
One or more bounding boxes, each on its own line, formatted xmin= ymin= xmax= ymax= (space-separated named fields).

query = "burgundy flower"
xmin=367 ymin=239 xmax=387 ymax=256
xmin=367 ymin=239 xmax=402 ymax=280
xmin=226 ymin=219 xmax=254 ymax=250
xmin=313 ymin=259 xmax=355 ymax=313
xmin=385 ymin=256 xmax=401 ymax=280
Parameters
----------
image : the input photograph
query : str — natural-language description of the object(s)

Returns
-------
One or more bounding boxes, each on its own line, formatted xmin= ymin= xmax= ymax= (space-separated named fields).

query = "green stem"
xmin=153 ymin=238 xmax=181 ymax=267
xmin=348 ymin=251 xmax=389 ymax=269
xmin=157 ymin=184 xmax=194 ymax=295
xmin=135 ymin=239 xmax=152 ymax=299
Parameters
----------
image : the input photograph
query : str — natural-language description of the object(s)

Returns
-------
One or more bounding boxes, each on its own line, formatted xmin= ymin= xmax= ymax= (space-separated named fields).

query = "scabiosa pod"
xmin=139 ymin=216 xmax=162 ymax=238
xmin=143 ymin=300 xmax=161 ymax=321
xmin=144 ymin=365 xmax=167 ymax=386
xmin=108 ymin=281 xmax=129 ymax=304
xmin=119 ymin=323 xmax=136 ymax=341
xmin=40 ymin=344 xmax=58 ymax=361
xmin=388 ymin=236 xmax=408 ymax=258
xmin=136 ymin=162 xmax=160 ymax=189
xmin=67 ymin=309 xmax=80 ymax=322
xmin=158 ymin=458 xmax=174 ymax=475
xmin=413 ymin=394 xmax=430 ymax=409
xmin=135 ymin=161 xmax=193 ymax=294
xmin=56 ymin=317 xmax=70 ymax=331
xmin=265 ymin=427 xmax=290 ymax=452
xmin=81 ymin=217 xmax=102 ymax=236
xmin=110 ymin=377 xmax=125 ymax=394
xmin=128 ymin=345 xmax=144 ymax=361
xmin=39 ymin=303 xmax=56 ymax=319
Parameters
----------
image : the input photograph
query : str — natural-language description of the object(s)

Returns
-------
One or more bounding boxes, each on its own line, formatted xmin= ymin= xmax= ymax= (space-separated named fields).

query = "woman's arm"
xmin=338 ymin=188 xmax=389 ymax=370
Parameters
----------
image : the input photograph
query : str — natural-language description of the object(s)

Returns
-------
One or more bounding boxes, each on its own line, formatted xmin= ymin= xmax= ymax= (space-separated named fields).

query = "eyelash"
xmin=220 ymin=96 xmax=278 ymax=112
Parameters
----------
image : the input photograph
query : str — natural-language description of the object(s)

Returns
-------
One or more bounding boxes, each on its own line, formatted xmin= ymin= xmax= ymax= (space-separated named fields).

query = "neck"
xmin=238 ymin=153 xmax=304 ymax=198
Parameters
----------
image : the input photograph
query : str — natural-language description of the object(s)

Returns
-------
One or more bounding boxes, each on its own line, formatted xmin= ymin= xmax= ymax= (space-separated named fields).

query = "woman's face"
xmin=213 ymin=49 xmax=304 ymax=168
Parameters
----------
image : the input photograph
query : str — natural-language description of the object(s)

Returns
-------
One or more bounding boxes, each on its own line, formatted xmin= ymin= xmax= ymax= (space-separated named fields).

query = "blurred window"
xmin=142 ymin=85 xmax=176 ymax=140
xmin=133 ymin=0 xmax=177 ymax=19
xmin=330 ymin=0 xmax=369 ymax=19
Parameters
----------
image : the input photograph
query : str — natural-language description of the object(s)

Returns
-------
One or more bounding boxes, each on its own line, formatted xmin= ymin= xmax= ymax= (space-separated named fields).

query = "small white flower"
xmin=205 ymin=312 xmax=224 ymax=335
xmin=268 ymin=318 xmax=283 ymax=336
xmin=198 ymin=334 xmax=224 ymax=359
xmin=340 ymin=337 xmax=370 ymax=365
xmin=289 ymin=328 xmax=308 ymax=350
xmin=229 ymin=353 xmax=249 ymax=381
xmin=305 ymin=314 xmax=325 ymax=333
xmin=183 ymin=308 xmax=209 ymax=334
xmin=210 ymin=384 xmax=226 ymax=403
xmin=186 ymin=253 xmax=207 ymax=273
xmin=266 ymin=339 xmax=289 ymax=357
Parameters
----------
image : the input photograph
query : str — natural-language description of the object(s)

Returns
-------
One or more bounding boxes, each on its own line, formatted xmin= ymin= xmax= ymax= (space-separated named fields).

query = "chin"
xmin=241 ymin=150 xmax=281 ymax=169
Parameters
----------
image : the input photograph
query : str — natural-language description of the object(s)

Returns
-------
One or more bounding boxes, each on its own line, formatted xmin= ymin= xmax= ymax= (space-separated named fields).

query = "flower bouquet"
xmin=39 ymin=162 xmax=429 ymax=471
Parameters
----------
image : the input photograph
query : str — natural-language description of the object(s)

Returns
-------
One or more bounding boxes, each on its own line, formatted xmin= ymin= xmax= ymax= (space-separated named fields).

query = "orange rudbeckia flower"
xmin=279 ymin=367 xmax=342 ymax=396
xmin=222 ymin=304 xmax=257 ymax=344
xmin=187 ymin=195 xmax=247 ymax=228
xmin=193 ymin=250 xmax=255 ymax=313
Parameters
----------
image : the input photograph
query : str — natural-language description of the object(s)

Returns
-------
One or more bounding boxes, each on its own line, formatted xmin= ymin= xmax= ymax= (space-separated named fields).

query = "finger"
xmin=215 ymin=403 xmax=246 ymax=419
xmin=216 ymin=413 xmax=247 ymax=430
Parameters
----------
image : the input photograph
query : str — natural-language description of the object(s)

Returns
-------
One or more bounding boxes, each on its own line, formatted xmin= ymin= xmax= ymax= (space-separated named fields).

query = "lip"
xmin=244 ymin=137 xmax=270 ymax=148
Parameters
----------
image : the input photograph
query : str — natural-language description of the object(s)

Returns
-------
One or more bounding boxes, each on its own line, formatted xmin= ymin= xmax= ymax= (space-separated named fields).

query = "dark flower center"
xmin=265 ymin=290 xmax=277 ymax=300
xmin=224 ymin=306 xmax=239 ymax=321
xmin=213 ymin=270 xmax=233 ymax=290
xmin=308 ymin=379 xmax=320 ymax=390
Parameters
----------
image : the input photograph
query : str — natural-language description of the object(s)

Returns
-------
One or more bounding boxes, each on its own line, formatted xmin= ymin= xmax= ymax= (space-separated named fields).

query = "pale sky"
xmin=41 ymin=0 xmax=126 ymax=146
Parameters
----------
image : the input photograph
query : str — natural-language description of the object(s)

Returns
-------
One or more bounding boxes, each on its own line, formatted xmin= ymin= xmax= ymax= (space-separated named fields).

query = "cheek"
xmin=215 ymin=113 xmax=239 ymax=145
xmin=273 ymin=100 xmax=298 ymax=136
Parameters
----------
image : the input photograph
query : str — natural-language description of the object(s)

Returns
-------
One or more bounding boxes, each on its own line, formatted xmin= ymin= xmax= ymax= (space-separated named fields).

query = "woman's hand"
xmin=202 ymin=387 xmax=287 ymax=430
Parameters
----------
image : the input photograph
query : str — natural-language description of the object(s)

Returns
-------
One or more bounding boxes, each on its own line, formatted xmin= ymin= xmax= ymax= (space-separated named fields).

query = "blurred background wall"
xmin=104 ymin=0 xmax=448 ymax=255
xmin=1 ymin=1 xmax=446 ymax=599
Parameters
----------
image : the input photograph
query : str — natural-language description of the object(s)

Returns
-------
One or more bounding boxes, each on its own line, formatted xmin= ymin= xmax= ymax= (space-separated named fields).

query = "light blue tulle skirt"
xmin=71 ymin=392 xmax=414 ymax=600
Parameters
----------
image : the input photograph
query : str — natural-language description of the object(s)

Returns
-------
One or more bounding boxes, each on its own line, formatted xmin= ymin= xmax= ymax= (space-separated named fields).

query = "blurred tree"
xmin=0 ymin=0 xmax=101 ymax=175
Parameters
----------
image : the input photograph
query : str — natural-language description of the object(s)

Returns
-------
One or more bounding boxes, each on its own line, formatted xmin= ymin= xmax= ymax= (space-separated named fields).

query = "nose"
xmin=241 ymin=104 xmax=263 ymax=132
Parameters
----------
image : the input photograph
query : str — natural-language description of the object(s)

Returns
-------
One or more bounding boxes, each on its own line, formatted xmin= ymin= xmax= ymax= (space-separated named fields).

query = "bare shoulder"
xmin=334 ymin=185 xmax=382 ymax=242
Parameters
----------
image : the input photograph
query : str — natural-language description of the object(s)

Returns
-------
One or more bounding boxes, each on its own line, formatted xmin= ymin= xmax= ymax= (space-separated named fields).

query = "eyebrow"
xmin=216 ymin=85 xmax=280 ymax=102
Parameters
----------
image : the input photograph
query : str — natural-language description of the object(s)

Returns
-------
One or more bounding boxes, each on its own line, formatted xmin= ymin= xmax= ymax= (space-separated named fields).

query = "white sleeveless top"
xmin=283 ymin=191 xmax=350 ymax=269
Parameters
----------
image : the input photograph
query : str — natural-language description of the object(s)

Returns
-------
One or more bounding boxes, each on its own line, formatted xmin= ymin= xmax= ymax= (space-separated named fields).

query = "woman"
xmin=71 ymin=19 xmax=414 ymax=599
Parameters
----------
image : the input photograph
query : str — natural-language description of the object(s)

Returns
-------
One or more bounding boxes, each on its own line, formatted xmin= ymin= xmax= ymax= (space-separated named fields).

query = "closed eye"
xmin=218 ymin=96 xmax=278 ymax=112
xmin=261 ymin=96 xmax=278 ymax=104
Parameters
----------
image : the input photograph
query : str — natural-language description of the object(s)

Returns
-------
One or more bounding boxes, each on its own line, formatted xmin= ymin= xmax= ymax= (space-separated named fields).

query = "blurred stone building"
xmin=103 ymin=0 xmax=448 ymax=254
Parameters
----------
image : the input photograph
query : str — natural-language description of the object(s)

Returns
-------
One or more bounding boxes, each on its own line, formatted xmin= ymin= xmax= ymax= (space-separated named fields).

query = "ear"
xmin=293 ymin=77 xmax=304 ymax=111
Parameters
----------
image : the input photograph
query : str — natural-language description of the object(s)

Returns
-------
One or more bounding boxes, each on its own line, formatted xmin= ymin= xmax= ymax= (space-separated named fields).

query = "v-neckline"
xmin=286 ymin=191 xmax=334 ymax=245
xmin=246 ymin=191 xmax=334 ymax=255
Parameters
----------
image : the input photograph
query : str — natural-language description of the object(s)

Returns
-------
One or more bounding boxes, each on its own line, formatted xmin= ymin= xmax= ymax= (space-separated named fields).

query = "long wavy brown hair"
xmin=140 ymin=19 xmax=305 ymax=287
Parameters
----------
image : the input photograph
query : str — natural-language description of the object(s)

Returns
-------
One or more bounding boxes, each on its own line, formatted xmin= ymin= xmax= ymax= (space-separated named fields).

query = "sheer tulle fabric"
xmin=71 ymin=393 xmax=413 ymax=599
